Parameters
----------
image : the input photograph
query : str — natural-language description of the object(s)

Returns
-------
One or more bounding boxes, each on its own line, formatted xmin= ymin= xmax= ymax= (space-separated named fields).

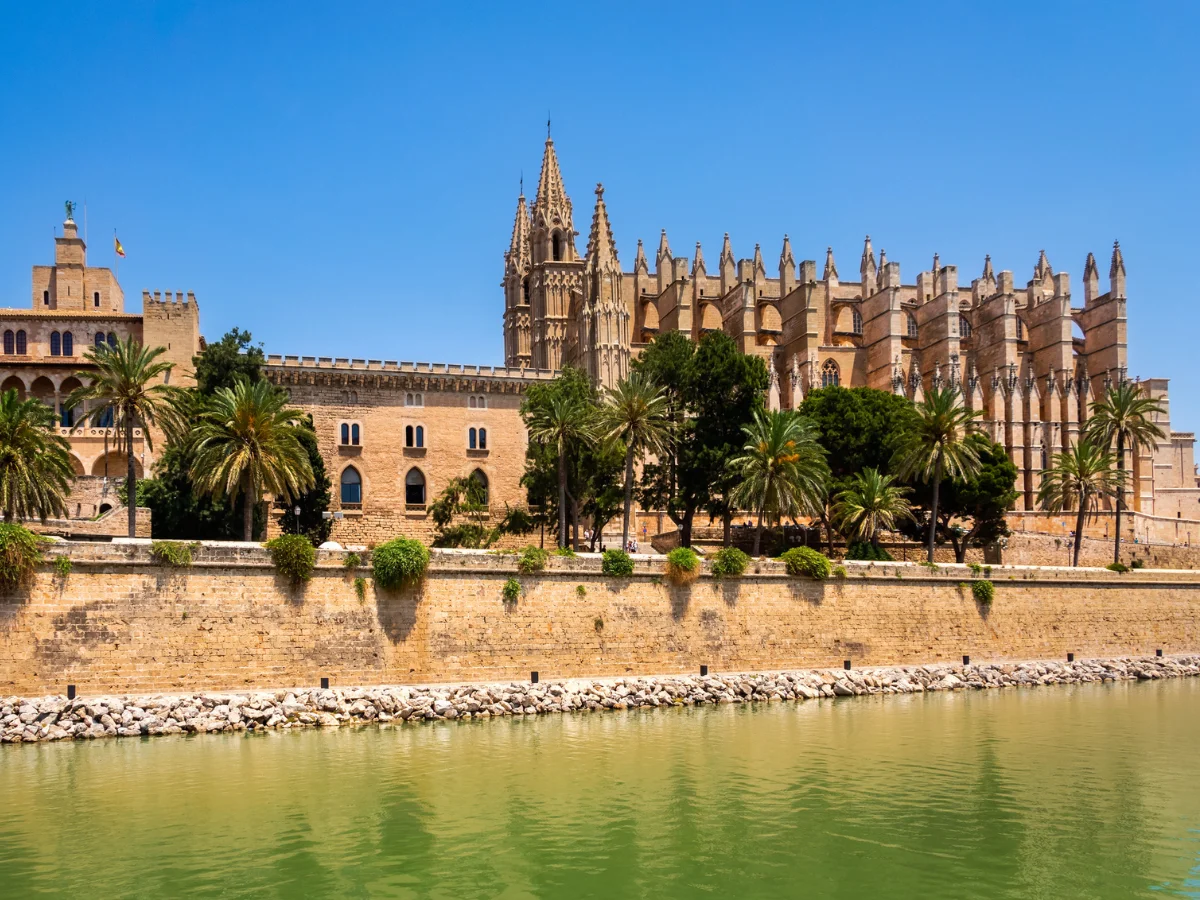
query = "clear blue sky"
xmin=1 ymin=3 xmax=1197 ymax=424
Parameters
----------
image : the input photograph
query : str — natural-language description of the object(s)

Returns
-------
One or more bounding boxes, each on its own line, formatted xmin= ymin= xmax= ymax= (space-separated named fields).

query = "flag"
xmin=114 ymin=235 xmax=125 ymax=258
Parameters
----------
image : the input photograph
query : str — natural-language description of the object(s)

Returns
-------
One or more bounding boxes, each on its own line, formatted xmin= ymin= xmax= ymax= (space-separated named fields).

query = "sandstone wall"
xmin=1 ymin=541 xmax=1198 ymax=696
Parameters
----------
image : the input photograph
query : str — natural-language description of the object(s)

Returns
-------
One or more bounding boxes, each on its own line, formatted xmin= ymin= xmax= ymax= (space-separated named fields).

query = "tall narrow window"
xmin=93 ymin=292 xmax=100 ymax=308
xmin=552 ymin=232 xmax=563 ymax=261
xmin=907 ymin=314 xmax=918 ymax=339
xmin=351 ymin=424 xmax=360 ymax=445
xmin=405 ymin=469 xmax=426 ymax=505
xmin=62 ymin=331 xmax=73 ymax=356
xmin=405 ymin=425 xmax=414 ymax=447
xmin=340 ymin=466 xmax=362 ymax=504
xmin=471 ymin=469 xmax=489 ymax=505
xmin=522 ymin=277 xmax=530 ymax=303
xmin=468 ymin=427 xmax=477 ymax=450
xmin=469 ymin=396 xmax=477 ymax=409
xmin=959 ymin=315 xmax=972 ymax=338
xmin=822 ymin=359 xmax=840 ymax=388
xmin=94 ymin=333 xmax=106 ymax=349
xmin=851 ymin=309 xmax=863 ymax=335
xmin=16 ymin=331 xmax=27 ymax=355
xmin=341 ymin=423 xmax=350 ymax=445
xmin=42 ymin=290 xmax=49 ymax=306
xmin=50 ymin=332 xmax=61 ymax=356
xmin=1016 ymin=318 xmax=1025 ymax=341
xmin=106 ymin=332 xmax=117 ymax=347
xmin=478 ymin=427 xmax=487 ymax=450
xmin=60 ymin=406 xmax=74 ymax=428
xmin=415 ymin=425 xmax=424 ymax=448
xmin=2 ymin=331 xmax=12 ymax=355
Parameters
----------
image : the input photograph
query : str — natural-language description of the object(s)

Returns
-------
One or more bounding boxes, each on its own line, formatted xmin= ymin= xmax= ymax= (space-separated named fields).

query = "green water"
xmin=2 ymin=679 xmax=1199 ymax=899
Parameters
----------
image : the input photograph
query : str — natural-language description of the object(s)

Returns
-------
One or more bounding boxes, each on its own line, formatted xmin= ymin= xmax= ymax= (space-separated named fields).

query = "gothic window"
xmin=469 ymin=427 xmax=477 ymax=450
xmin=471 ymin=469 xmax=489 ymax=505
xmin=340 ymin=466 xmax=362 ymax=504
xmin=50 ymin=332 xmax=61 ymax=356
xmin=821 ymin=359 xmax=840 ymax=388
xmin=42 ymin=291 xmax=49 ymax=306
xmin=405 ymin=468 xmax=426 ymax=505
xmin=552 ymin=232 xmax=563 ymax=262
xmin=107 ymin=332 xmax=117 ymax=347
xmin=405 ymin=392 xmax=423 ymax=408
xmin=351 ymin=424 xmax=360 ymax=445
xmin=2 ymin=331 xmax=11 ymax=355
xmin=469 ymin=396 xmax=476 ymax=409
xmin=907 ymin=314 xmax=918 ymax=339
xmin=340 ymin=423 xmax=350 ymax=445
xmin=62 ymin=332 xmax=73 ymax=356
xmin=405 ymin=425 xmax=424 ymax=448
xmin=416 ymin=425 xmax=424 ymax=447
xmin=93 ymin=292 xmax=100 ymax=308
xmin=94 ymin=333 xmax=106 ymax=349
xmin=405 ymin=425 xmax=413 ymax=447
xmin=960 ymin=315 xmax=972 ymax=338
xmin=478 ymin=427 xmax=487 ymax=450
xmin=60 ymin=405 xmax=74 ymax=428
xmin=852 ymin=309 xmax=863 ymax=334
xmin=16 ymin=331 xmax=27 ymax=355
xmin=522 ymin=277 xmax=530 ymax=303
xmin=1016 ymin=318 xmax=1025 ymax=341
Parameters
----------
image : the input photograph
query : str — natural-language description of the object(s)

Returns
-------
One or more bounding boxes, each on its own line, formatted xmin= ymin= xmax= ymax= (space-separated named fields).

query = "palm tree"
xmin=0 ymin=389 xmax=75 ymax=523
xmin=598 ymin=373 xmax=673 ymax=549
xmin=1085 ymin=380 xmax=1166 ymax=564
xmin=729 ymin=410 xmax=828 ymax=556
xmin=895 ymin=386 xmax=982 ymax=562
xmin=833 ymin=467 xmax=915 ymax=551
xmin=525 ymin=393 xmax=595 ymax=548
xmin=1037 ymin=437 xmax=1122 ymax=567
xmin=190 ymin=379 xmax=315 ymax=542
xmin=64 ymin=338 xmax=177 ymax=537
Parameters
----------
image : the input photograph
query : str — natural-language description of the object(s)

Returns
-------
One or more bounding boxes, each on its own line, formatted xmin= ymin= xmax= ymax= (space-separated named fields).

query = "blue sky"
xmin=1 ymin=2 xmax=1198 ymax=424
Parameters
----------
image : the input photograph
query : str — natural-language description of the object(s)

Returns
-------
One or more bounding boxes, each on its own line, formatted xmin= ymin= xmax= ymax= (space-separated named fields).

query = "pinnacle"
xmin=823 ymin=246 xmax=839 ymax=280
xmin=1110 ymin=240 xmax=1125 ymax=277
xmin=533 ymin=137 xmax=571 ymax=220
xmin=694 ymin=241 xmax=706 ymax=274
xmin=657 ymin=228 xmax=671 ymax=260
xmin=861 ymin=235 xmax=875 ymax=267
xmin=721 ymin=233 xmax=734 ymax=264
xmin=585 ymin=183 xmax=618 ymax=271
xmin=779 ymin=234 xmax=795 ymax=267
xmin=507 ymin=193 xmax=531 ymax=272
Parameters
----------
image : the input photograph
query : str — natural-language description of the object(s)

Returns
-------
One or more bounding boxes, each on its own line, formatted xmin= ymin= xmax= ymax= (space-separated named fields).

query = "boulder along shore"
xmin=4 ymin=654 xmax=1198 ymax=744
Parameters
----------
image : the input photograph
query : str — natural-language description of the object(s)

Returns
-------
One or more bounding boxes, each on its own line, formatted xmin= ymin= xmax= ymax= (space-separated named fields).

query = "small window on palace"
xmin=822 ymin=359 xmax=840 ymax=388
xmin=405 ymin=392 xmax=423 ymax=408
xmin=16 ymin=331 xmax=27 ymax=355
xmin=93 ymin=292 xmax=100 ymax=308
xmin=2 ymin=331 xmax=12 ymax=355
xmin=42 ymin=290 xmax=49 ymax=306
xmin=94 ymin=333 xmax=106 ymax=349
xmin=405 ymin=468 xmax=426 ymax=505
xmin=852 ymin=309 xmax=863 ymax=335
xmin=340 ymin=466 xmax=362 ymax=504
xmin=960 ymin=315 xmax=972 ymax=338
xmin=106 ymin=332 xmax=117 ymax=347
xmin=62 ymin=331 xmax=73 ymax=356
xmin=907 ymin=314 xmax=918 ymax=339
xmin=406 ymin=425 xmax=425 ymax=448
xmin=471 ymin=469 xmax=489 ymax=505
xmin=351 ymin=424 xmax=360 ymax=445
xmin=469 ymin=396 xmax=477 ymax=409
xmin=476 ymin=395 xmax=486 ymax=409
xmin=50 ymin=332 xmax=61 ymax=356
xmin=341 ymin=423 xmax=350 ymax=445
xmin=469 ymin=427 xmax=477 ymax=450
xmin=478 ymin=427 xmax=487 ymax=450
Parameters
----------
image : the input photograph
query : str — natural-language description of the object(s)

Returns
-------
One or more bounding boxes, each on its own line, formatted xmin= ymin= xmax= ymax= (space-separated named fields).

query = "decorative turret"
xmin=634 ymin=239 xmax=648 ymax=275
xmin=1034 ymin=249 xmax=1053 ymax=283
xmin=1109 ymin=240 xmax=1126 ymax=299
xmin=823 ymin=246 xmax=838 ymax=281
xmin=860 ymin=235 xmax=876 ymax=296
xmin=1083 ymin=252 xmax=1100 ymax=304
xmin=581 ymin=183 xmax=629 ymax=389
xmin=693 ymin=242 xmax=706 ymax=278
xmin=656 ymin=229 xmax=673 ymax=293
xmin=502 ymin=190 xmax=533 ymax=366
xmin=505 ymin=192 xmax=531 ymax=277
xmin=530 ymin=137 xmax=576 ymax=264
xmin=876 ymin=248 xmax=887 ymax=290
xmin=779 ymin=234 xmax=795 ymax=294
xmin=720 ymin=233 xmax=736 ymax=293
xmin=753 ymin=243 xmax=766 ymax=281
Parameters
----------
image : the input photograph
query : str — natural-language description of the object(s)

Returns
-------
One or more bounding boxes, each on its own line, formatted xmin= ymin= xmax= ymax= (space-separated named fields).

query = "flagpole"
xmin=114 ymin=228 xmax=119 ymax=282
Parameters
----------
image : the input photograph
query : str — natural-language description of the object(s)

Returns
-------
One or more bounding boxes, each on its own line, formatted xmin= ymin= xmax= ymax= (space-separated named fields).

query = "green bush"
xmin=554 ymin=546 xmax=578 ymax=558
xmin=343 ymin=551 xmax=361 ymax=570
xmin=53 ymin=555 xmax=72 ymax=578
xmin=372 ymin=537 xmax=430 ymax=590
xmin=150 ymin=540 xmax=194 ymax=568
xmin=353 ymin=576 xmax=368 ymax=602
xmin=501 ymin=577 xmax=522 ymax=604
xmin=779 ymin=547 xmax=831 ymax=580
xmin=919 ymin=560 xmax=940 ymax=571
xmin=1105 ymin=561 xmax=1129 ymax=573
xmin=0 ymin=524 xmax=43 ymax=591
xmin=833 ymin=565 xmax=848 ymax=579
xmin=846 ymin=541 xmax=893 ymax=562
xmin=576 ymin=584 xmax=587 ymax=597
xmin=602 ymin=548 xmax=635 ymax=577
xmin=971 ymin=579 xmax=995 ymax=605
xmin=665 ymin=547 xmax=700 ymax=584
xmin=517 ymin=544 xmax=550 ymax=574
xmin=968 ymin=562 xmax=984 ymax=575
xmin=1130 ymin=558 xmax=1145 ymax=570
xmin=710 ymin=546 xmax=750 ymax=578
xmin=265 ymin=534 xmax=316 ymax=583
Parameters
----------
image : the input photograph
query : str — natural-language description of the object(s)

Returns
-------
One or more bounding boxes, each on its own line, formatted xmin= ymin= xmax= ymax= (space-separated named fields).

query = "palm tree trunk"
xmin=125 ymin=413 xmax=137 ymax=538
xmin=927 ymin=451 xmax=943 ymax=563
xmin=1114 ymin=432 xmax=1125 ymax=565
xmin=621 ymin=442 xmax=635 ymax=549
xmin=1073 ymin=494 xmax=1087 ymax=567
xmin=753 ymin=504 xmax=765 ymax=556
xmin=722 ymin=511 xmax=732 ymax=547
xmin=242 ymin=470 xmax=255 ymax=543
xmin=557 ymin=444 xmax=568 ymax=549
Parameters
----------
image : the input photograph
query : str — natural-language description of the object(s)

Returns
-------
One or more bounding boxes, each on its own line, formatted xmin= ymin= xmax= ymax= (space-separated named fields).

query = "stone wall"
xmin=1 ymin=541 xmax=1198 ymax=696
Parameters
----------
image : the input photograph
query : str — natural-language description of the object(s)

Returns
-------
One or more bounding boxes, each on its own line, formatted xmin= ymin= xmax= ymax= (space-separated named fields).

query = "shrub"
xmin=517 ymin=544 xmax=550 ymax=574
xmin=554 ymin=546 xmax=578 ymax=558
xmin=920 ymin=560 xmax=940 ymax=571
xmin=266 ymin=534 xmax=316 ymax=583
xmin=151 ymin=540 xmax=194 ymax=568
xmin=0 ymin=524 xmax=43 ymax=591
xmin=710 ymin=546 xmax=750 ymax=578
xmin=593 ymin=616 xmax=604 ymax=632
xmin=576 ymin=584 xmax=587 ymax=597
xmin=1105 ymin=561 xmax=1129 ymax=573
xmin=53 ymin=555 xmax=72 ymax=579
xmin=343 ymin=551 xmax=362 ymax=570
xmin=501 ymin=577 xmax=521 ymax=604
xmin=833 ymin=565 xmax=848 ymax=579
xmin=665 ymin=547 xmax=701 ymax=584
xmin=968 ymin=562 xmax=983 ymax=575
xmin=846 ymin=541 xmax=893 ymax=562
xmin=971 ymin=579 xmax=995 ymax=605
xmin=602 ymin=548 xmax=634 ymax=577
xmin=779 ymin=547 xmax=831 ymax=580
xmin=353 ymin=576 xmax=367 ymax=602
xmin=1130 ymin=558 xmax=1145 ymax=570
xmin=372 ymin=537 xmax=430 ymax=590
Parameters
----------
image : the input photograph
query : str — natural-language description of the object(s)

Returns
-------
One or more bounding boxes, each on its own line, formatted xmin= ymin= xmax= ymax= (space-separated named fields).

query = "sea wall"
xmin=1 ymin=541 xmax=1199 ymax=695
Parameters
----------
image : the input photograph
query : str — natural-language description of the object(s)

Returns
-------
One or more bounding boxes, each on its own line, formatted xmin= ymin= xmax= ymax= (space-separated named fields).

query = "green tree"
xmin=598 ymin=373 xmax=673 ymax=548
xmin=0 ymin=389 xmax=74 ymax=522
xmin=1037 ymin=437 xmax=1123 ymax=567
xmin=193 ymin=327 xmax=265 ymax=394
xmin=65 ymin=337 xmax=177 ymax=537
xmin=728 ymin=410 xmax=828 ymax=556
xmin=190 ymin=379 xmax=315 ymax=541
xmin=832 ymin=467 xmax=914 ymax=551
xmin=429 ymin=474 xmax=490 ymax=548
xmin=131 ymin=445 xmax=264 ymax=540
xmin=275 ymin=418 xmax=333 ymax=546
xmin=894 ymin=386 xmax=982 ymax=562
xmin=1085 ymin=381 xmax=1166 ymax=564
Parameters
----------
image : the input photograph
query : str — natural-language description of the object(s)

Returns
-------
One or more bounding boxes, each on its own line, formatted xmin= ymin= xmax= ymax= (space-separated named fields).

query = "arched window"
xmin=2 ymin=331 xmax=12 ymax=355
xmin=471 ymin=469 xmax=489 ymax=505
xmin=97 ymin=406 xmax=114 ymax=428
xmin=552 ymin=232 xmax=563 ymax=261
xmin=62 ymin=331 xmax=73 ymax=356
xmin=822 ymin=359 xmax=840 ymax=388
xmin=94 ymin=333 xmax=106 ymax=349
xmin=351 ymin=423 xmax=360 ymax=445
xmin=106 ymin=332 xmax=117 ymax=347
xmin=15 ymin=331 xmax=26 ymax=355
xmin=341 ymin=423 xmax=350 ymax=445
xmin=468 ymin=427 xmax=477 ymax=449
xmin=340 ymin=466 xmax=362 ymax=504
xmin=469 ymin=396 xmax=477 ymax=409
xmin=405 ymin=392 xmax=423 ymax=408
xmin=50 ymin=332 xmax=61 ymax=356
xmin=415 ymin=425 xmax=424 ymax=447
xmin=478 ymin=427 xmax=487 ymax=450
xmin=405 ymin=425 xmax=414 ymax=447
xmin=93 ymin=292 xmax=100 ymax=308
xmin=522 ymin=277 xmax=530 ymax=303
xmin=42 ymin=290 xmax=49 ymax=306
xmin=476 ymin=395 xmax=486 ymax=409
xmin=405 ymin=468 xmax=426 ymax=505
xmin=907 ymin=314 xmax=918 ymax=339
xmin=960 ymin=315 xmax=972 ymax=338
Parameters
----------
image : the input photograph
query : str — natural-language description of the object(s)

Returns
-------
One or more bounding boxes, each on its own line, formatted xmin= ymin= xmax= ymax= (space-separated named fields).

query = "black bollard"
xmin=320 ymin=677 xmax=330 ymax=690
xmin=963 ymin=655 xmax=971 ymax=666
xmin=700 ymin=665 xmax=709 ymax=677
xmin=1067 ymin=653 xmax=1075 ymax=663
xmin=66 ymin=684 xmax=76 ymax=701
xmin=843 ymin=660 xmax=852 ymax=670
xmin=530 ymin=671 xmax=539 ymax=684
xmin=1156 ymin=648 xmax=1163 ymax=657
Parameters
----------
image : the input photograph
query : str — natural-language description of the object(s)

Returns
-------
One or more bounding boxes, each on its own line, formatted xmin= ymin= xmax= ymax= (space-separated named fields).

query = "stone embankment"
xmin=3 ymin=655 xmax=1197 ymax=744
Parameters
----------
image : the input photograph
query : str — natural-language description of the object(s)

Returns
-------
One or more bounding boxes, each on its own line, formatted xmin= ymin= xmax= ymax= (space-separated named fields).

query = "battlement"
xmin=142 ymin=290 xmax=198 ymax=308
xmin=264 ymin=354 xmax=557 ymax=381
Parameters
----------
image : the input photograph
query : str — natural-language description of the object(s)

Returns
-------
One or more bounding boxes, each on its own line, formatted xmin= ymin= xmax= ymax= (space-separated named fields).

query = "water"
xmin=2 ymin=679 xmax=1199 ymax=899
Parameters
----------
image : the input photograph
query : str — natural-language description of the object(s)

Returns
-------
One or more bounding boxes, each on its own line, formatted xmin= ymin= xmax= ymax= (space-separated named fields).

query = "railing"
xmin=57 ymin=427 xmax=144 ymax=439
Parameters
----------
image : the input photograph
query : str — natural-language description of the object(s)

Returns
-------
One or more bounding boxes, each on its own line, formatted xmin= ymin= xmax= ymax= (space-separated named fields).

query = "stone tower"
xmin=578 ymin=184 xmax=630 ymax=389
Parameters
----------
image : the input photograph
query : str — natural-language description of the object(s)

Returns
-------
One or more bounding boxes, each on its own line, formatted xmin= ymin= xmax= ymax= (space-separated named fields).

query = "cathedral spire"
xmin=533 ymin=137 xmax=570 ymax=221
xmin=720 ymin=233 xmax=734 ymax=268
xmin=693 ymin=241 xmax=706 ymax=276
xmin=720 ymin=232 xmax=735 ymax=291
xmin=634 ymin=239 xmax=648 ymax=273
xmin=779 ymin=234 xmax=795 ymax=269
xmin=506 ymin=191 xmax=531 ymax=274
xmin=823 ymin=246 xmax=839 ymax=281
xmin=1083 ymin=251 xmax=1099 ymax=304
xmin=656 ymin=229 xmax=672 ymax=269
xmin=1035 ymin=249 xmax=1053 ymax=282
xmin=876 ymin=248 xmax=887 ymax=289
xmin=753 ymin=242 xmax=765 ymax=275
xmin=1109 ymin=240 xmax=1126 ymax=298
xmin=585 ymin=183 xmax=619 ymax=272
xmin=860 ymin=235 xmax=876 ymax=294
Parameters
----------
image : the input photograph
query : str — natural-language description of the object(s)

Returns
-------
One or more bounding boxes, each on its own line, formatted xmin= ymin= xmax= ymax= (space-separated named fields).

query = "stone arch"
xmin=67 ymin=454 xmax=85 ymax=476
xmin=90 ymin=451 xmax=143 ymax=479
xmin=469 ymin=468 xmax=489 ymax=506
xmin=1 ymin=375 xmax=26 ymax=400
xmin=30 ymin=376 xmax=54 ymax=409
xmin=757 ymin=303 xmax=782 ymax=334
xmin=58 ymin=376 xmax=82 ymax=427
xmin=699 ymin=302 xmax=722 ymax=332
xmin=404 ymin=467 xmax=427 ymax=505
xmin=832 ymin=304 xmax=856 ymax=334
